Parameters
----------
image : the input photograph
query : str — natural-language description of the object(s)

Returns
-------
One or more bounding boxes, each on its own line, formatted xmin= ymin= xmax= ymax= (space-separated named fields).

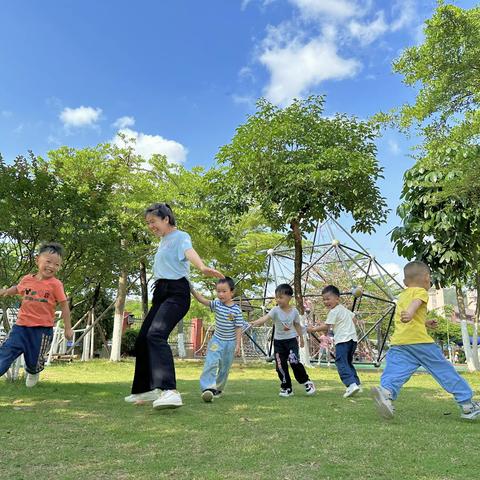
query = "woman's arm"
xmin=185 ymin=248 xmax=224 ymax=278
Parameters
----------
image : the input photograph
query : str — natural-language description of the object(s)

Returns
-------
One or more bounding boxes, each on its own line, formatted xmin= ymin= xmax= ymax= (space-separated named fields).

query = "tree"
xmin=216 ymin=96 xmax=388 ymax=312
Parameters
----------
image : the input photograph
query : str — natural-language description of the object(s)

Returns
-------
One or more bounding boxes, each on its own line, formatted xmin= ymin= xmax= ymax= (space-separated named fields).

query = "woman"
xmin=125 ymin=203 xmax=223 ymax=409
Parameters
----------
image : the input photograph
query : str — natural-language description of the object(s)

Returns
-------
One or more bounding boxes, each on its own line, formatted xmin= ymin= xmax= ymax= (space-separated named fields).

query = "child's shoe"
xmin=343 ymin=383 xmax=360 ymax=398
xmin=124 ymin=389 xmax=160 ymax=404
xmin=371 ymin=386 xmax=394 ymax=419
xmin=152 ymin=390 xmax=183 ymax=410
xmin=201 ymin=389 xmax=215 ymax=403
xmin=279 ymin=388 xmax=294 ymax=397
xmin=304 ymin=381 xmax=316 ymax=396
xmin=25 ymin=373 xmax=39 ymax=388
xmin=460 ymin=401 xmax=480 ymax=420
xmin=213 ymin=390 xmax=223 ymax=398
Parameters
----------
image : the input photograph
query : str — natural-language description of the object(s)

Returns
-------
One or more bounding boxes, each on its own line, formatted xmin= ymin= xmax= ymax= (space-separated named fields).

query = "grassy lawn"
xmin=1 ymin=360 xmax=479 ymax=480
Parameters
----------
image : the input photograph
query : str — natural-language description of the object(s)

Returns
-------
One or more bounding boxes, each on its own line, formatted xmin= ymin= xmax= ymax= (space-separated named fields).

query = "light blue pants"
xmin=381 ymin=343 xmax=473 ymax=405
xmin=200 ymin=336 xmax=236 ymax=392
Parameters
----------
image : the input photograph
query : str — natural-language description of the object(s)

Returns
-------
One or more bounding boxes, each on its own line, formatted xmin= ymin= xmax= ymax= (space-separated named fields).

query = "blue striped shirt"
xmin=210 ymin=299 xmax=244 ymax=341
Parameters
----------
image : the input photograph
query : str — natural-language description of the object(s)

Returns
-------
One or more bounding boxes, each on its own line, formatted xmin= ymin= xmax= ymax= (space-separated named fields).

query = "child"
xmin=0 ymin=242 xmax=73 ymax=387
xmin=371 ymin=261 xmax=480 ymax=420
xmin=251 ymin=284 xmax=315 ymax=397
xmin=308 ymin=285 xmax=361 ymax=398
xmin=191 ymin=277 xmax=243 ymax=402
xmin=318 ymin=332 xmax=333 ymax=367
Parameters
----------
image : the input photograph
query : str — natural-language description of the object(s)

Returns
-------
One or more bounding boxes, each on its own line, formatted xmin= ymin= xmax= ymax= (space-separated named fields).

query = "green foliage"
xmin=121 ymin=328 xmax=139 ymax=356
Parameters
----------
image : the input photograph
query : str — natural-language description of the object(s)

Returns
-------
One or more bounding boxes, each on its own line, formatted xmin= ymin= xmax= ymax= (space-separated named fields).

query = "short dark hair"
xmin=38 ymin=242 xmax=64 ymax=258
xmin=322 ymin=285 xmax=340 ymax=297
xmin=275 ymin=283 xmax=293 ymax=297
xmin=145 ymin=203 xmax=176 ymax=226
xmin=217 ymin=276 xmax=235 ymax=291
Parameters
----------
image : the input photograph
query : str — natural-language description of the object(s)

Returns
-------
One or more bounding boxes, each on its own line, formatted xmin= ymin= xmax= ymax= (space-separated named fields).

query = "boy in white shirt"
xmin=308 ymin=285 xmax=361 ymax=398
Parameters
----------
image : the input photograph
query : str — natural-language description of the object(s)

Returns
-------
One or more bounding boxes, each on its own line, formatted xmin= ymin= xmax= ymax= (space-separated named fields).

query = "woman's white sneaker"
xmin=124 ymin=389 xmax=160 ymax=404
xmin=153 ymin=390 xmax=183 ymax=410
xmin=25 ymin=373 xmax=40 ymax=388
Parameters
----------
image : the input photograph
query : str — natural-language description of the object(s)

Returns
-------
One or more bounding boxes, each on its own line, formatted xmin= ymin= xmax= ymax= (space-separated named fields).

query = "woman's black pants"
xmin=131 ymin=278 xmax=191 ymax=393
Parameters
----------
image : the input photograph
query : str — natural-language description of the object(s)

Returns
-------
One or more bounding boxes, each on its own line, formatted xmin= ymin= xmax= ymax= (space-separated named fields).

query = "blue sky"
xmin=0 ymin=0 xmax=476 ymax=275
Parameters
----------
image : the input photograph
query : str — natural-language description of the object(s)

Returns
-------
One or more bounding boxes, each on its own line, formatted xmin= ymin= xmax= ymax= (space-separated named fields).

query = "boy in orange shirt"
xmin=0 ymin=242 xmax=72 ymax=387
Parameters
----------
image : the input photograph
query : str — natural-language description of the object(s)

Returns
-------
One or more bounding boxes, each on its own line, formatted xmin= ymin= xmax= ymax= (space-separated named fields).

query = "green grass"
xmin=1 ymin=360 xmax=479 ymax=480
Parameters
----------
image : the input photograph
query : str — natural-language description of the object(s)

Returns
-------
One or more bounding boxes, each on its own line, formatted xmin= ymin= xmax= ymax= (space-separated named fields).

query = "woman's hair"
xmin=217 ymin=276 xmax=235 ymax=292
xmin=38 ymin=242 xmax=65 ymax=258
xmin=275 ymin=283 xmax=293 ymax=297
xmin=145 ymin=203 xmax=176 ymax=226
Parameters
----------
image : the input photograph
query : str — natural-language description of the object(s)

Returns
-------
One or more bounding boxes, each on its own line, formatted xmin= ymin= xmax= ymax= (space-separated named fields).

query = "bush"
xmin=121 ymin=328 xmax=139 ymax=356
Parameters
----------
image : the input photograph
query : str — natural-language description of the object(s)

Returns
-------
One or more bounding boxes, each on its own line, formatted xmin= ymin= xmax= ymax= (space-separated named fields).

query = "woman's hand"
xmin=200 ymin=266 xmax=224 ymax=278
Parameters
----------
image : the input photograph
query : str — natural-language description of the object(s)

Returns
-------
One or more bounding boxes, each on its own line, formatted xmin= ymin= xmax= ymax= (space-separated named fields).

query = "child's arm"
xmin=400 ymin=299 xmax=424 ymax=323
xmin=58 ymin=300 xmax=73 ymax=340
xmin=235 ymin=327 xmax=242 ymax=356
xmin=425 ymin=318 xmax=438 ymax=329
xmin=294 ymin=322 xmax=305 ymax=348
xmin=190 ymin=288 xmax=211 ymax=307
xmin=307 ymin=322 xmax=329 ymax=333
xmin=250 ymin=313 xmax=271 ymax=327
xmin=0 ymin=285 xmax=18 ymax=297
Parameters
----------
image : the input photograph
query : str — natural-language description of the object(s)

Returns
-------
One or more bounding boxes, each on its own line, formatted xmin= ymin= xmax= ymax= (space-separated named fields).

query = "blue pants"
xmin=335 ymin=340 xmax=360 ymax=387
xmin=200 ymin=336 xmax=236 ymax=392
xmin=0 ymin=325 xmax=53 ymax=375
xmin=381 ymin=343 xmax=473 ymax=405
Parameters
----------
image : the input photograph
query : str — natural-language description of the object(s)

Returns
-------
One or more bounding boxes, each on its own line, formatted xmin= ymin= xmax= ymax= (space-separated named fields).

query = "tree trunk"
xmin=140 ymin=260 xmax=149 ymax=320
xmin=110 ymin=269 xmax=128 ymax=361
xmin=456 ymin=285 xmax=477 ymax=371
xmin=291 ymin=219 xmax=304 ymax=315
xmin=177 ymin=319 xmax=186 ymax=358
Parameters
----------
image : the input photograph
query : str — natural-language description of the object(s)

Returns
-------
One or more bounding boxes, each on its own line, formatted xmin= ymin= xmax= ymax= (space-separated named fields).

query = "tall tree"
xmin=216 ymin=96 xmax=388 ymax=312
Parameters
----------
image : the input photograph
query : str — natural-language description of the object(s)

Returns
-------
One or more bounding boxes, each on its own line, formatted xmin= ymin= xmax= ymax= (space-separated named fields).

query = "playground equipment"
xmin=238 ymin=216 xmax=403 ymax=366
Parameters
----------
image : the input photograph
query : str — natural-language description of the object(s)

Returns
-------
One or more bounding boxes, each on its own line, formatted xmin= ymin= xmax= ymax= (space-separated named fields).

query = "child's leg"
xmin=335 ymin=341 xmax=359 ymax=387
xmin=286 ymin=339 xmax=309 ymax=385
xmin=216 ymin=340 xmax=236 ymax=392
xmin=200 ymin=337 xmax=222 ymax=392
xmin=414 ymin=343 xmax=473 ymax=405
xmin=380 ymin=346 xmax=420 ymax=400
xmin=347 ymin=341 xmax=361 ymax=385
xmin=274 ymin=340 xmax=292 ymax=390
xmin=0 ymin=325 xmax=25 ymax=376
xmin=22 ymin=326 xmax=53 ymax=374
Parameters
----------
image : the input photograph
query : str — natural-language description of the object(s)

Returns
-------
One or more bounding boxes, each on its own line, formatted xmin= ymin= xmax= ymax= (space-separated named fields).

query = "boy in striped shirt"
xmin=191 ymin=277 xmax=244 ymax=402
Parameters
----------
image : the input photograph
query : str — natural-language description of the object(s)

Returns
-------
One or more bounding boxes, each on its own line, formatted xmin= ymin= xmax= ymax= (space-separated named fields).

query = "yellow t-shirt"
xmin=389 ymin=287 xmax=433 ymax=345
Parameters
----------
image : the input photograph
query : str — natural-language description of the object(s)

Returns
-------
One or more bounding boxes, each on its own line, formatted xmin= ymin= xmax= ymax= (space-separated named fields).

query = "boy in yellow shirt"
xmin=371 ymin=261 xmax=480 ymax=420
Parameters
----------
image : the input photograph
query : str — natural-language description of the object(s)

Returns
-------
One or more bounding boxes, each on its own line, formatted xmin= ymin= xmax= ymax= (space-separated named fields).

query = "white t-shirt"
xmin=325 ymin=304 xmax=358 ymax=345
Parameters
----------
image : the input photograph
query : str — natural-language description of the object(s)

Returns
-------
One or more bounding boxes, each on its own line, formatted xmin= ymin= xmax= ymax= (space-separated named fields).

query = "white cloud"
xmin=113 ymin=116 xmax=135 ymax=129
xmin=391 ymin=0 xmax=416 ymax=32
xmin=348 ymin=11 xmax=388 ymax=46
xmin=289 ymin=0 xmax=360 ymax=20
xmin=113 ymin=128 xmax=187 ymax=164
xmin=1 ymin=110 xmax=12 ymax=118
xmin=260 ymin=34 xmax=360 ymax=105
xmin=388 ymin=139 xmax=400 ymax=155
xmin=60 ymin=106 xmax=102 ymax=128
xmin=382 ymin=262 xmax=403 ymax=281
xmin=232 ymin=94 xmax=256 ymax=108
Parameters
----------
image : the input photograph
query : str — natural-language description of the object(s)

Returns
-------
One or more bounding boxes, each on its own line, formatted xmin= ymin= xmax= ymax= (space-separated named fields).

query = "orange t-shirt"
xmin=16 ymin=275 xmax=67 ymax=327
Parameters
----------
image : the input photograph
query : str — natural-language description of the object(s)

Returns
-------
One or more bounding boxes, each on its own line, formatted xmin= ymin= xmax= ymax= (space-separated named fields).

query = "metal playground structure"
xmin=236 ymin=216 xmax=403 ymax=366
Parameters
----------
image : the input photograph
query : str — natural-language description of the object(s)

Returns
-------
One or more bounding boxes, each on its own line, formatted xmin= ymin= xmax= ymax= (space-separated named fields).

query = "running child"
xmin=251 ymin=284 xmax=315 ymax=397
xmin=192 ymin=277 xmax=243 ymax=402
xmin=308 ymin=285 xmax=361 ymax=398
xmin=371 ymin=261 xmax=480 ymax=420
xmin=0 ymin=242 xmax=73 ymax=387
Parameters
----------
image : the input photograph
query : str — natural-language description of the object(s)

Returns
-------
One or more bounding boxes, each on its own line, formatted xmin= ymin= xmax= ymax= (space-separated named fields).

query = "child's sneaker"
xmin=213 ymin=390 xmax=223 ymax=398
xmin=124 ymin=389 xmax=160 ymax=404
xmin=460 ymin=401 xmax=480 ymax=420
xmin=201 ymin=389 xmax=214 ymax=403
xmin=304 ymin=381 xmax=316 ymax=396
xmin=343 ymin=383 xmax=360 ymax=398
xmin=25 ymin=373 xmax=39 ymax=388
xmin=371 ymin=386 xmax=394 ymax=419
xmin=279 ymin=388 xmax=294 ymax=397
xmin=152 ymin=390 xmax=183 ymax=410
